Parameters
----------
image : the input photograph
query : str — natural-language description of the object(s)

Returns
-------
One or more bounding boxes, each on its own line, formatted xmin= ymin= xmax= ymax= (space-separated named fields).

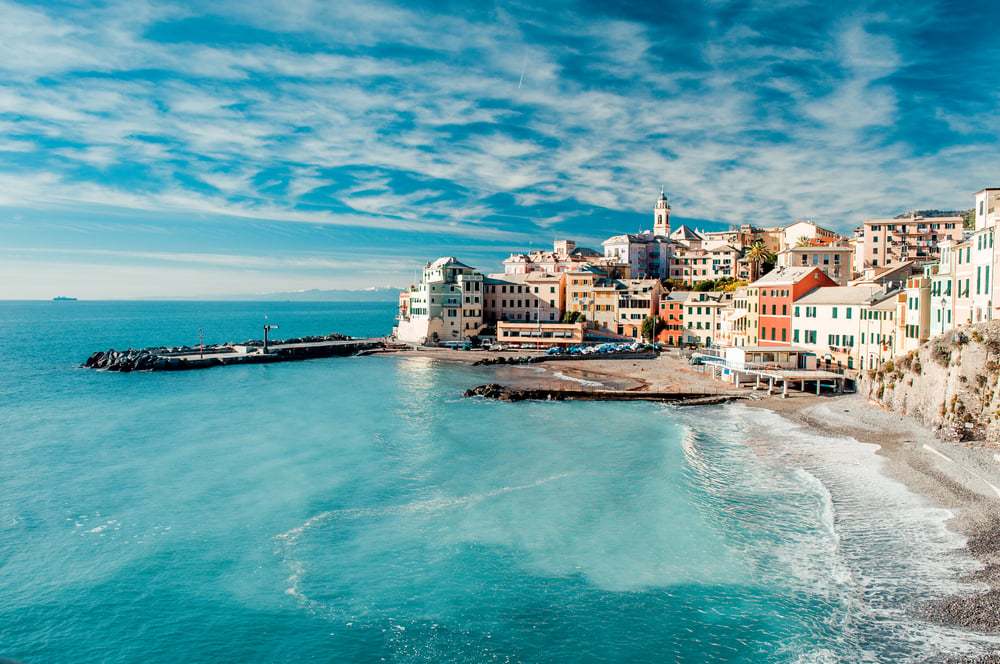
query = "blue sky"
xmin=1 ymin=0 xmax=998 ymax=298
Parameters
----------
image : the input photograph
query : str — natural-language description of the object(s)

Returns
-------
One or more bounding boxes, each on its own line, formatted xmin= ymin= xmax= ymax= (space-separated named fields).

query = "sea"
xmin=2 ymin=300 xmax=1000 ymax=663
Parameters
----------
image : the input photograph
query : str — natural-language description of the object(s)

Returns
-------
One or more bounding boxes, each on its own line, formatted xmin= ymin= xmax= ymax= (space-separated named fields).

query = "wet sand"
xmin=388 ymin=346 xmax=1000 ymax=637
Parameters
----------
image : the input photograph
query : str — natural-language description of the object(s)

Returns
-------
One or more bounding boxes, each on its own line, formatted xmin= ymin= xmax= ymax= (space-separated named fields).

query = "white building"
xmin=858 ymin=290 xmax=902 ymax=371
xmin=395 ymin=257 xmax=484 ymax=344
xmin=791 ymin=286 xmax=880 ymax=371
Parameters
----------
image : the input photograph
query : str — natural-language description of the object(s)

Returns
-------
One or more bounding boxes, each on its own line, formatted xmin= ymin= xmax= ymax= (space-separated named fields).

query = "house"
xmin=857 ymin=289 xmax=902 ymax=370
xmin=791 ymin=286 xmax=880 ymax=371
xmin=657 ymin=291 xmax=689 ymax=345
xmin=395 ymin=257 xmax=484 ymax=344
xmin=857 ymin=212 xmax=964 ymax=269
xmin=747 ymin=267 xmax=838 ymax=346
xmin=682 ymin=291 xmax=731 ymax=347
xmin=775 ymin=238 xmax=853 ymax=286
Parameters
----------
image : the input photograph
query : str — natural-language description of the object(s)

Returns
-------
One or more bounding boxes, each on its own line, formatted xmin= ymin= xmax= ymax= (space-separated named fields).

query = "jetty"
xmin=464 ymin=383 xmax=744 ymax=406
xmin=84 ymin=334 xmax=385 ymax=372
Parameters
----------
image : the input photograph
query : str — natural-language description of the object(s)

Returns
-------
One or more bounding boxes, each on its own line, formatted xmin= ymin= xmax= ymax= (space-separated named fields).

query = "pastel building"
xmin=483 ymin=272 xmax=563 ymax=325
xmin=775 ymin=239 xmax=853 ymax=286
xmin=791 ymin=286 xmax=880 ymax=371
xmin=602 ymin=232 xmax=672 ymax=280
xmin=858 ymin=213 xmax=964 ymax=269
xmin=682 ymin=291 xmax=731 ymax=347
xmin=617 ymin=279 xmax=665 ymax=338
xmin=748 ymin=267 xmax=838 ymax=347
xmin=901 ymin=272 xmax=931 ymax=353
xmin=657 ymin=291 xmax=689 ymax=345
xmin=858 ymin=290 xmax=902 ymax=370
xmin=395 ymin=257 xmax=484 ymax=344
xmin=670 ymin=244 xmax=741 ymax=286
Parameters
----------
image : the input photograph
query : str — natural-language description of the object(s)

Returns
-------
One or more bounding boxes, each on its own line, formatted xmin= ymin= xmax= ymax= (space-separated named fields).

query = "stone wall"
xmin=860 ymin=321 xmax=1000 ymax=442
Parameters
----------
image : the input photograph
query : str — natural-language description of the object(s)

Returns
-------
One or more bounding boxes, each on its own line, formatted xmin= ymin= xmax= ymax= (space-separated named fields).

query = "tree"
xmin=962 ymin=209 xmax=975 ymax=229
xmin=695 ymin=279 xmax=717 ymax=292
xmin=795 ymin=236 xmax=812 ymax=247
xmin=660 ymin=278 xmax=687 ymax=292
xmin=744 ymin=240 xmax=775 ymax=282
xmin=641 ymin=315 xmax=665 ymax=342
xmin=561 ymin=310 xmax=583 ymax=324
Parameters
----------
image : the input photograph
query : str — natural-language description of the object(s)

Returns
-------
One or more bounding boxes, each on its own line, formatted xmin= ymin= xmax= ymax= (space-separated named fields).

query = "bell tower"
xmin=654 ymin=188 xmax=671 ymax=236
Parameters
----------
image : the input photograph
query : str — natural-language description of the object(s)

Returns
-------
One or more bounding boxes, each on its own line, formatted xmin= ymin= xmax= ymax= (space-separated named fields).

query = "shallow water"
xmin=1 ymin=301 xmax=998 ymax=662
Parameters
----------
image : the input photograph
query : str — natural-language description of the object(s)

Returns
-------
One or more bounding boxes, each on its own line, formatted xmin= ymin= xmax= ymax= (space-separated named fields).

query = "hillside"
xmin=861 ymin=321 xmax=1000 ymax=443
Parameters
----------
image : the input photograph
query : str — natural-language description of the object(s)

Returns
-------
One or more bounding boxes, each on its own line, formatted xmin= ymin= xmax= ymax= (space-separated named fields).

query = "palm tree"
xmin=795 ymin=236 xmax=812 ymax=247
xmin=744 ymin=240 xmax=775 ymax=282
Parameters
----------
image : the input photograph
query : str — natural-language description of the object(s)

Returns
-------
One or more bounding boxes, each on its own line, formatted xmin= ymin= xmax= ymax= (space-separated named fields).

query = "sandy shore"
xmin=387 ymin=346 xmax=1000 ymax=638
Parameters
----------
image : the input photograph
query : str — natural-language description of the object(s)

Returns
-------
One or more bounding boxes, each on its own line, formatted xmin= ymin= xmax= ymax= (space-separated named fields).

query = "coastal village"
xmin=393 ymin=188 xmax=1000 ymax=394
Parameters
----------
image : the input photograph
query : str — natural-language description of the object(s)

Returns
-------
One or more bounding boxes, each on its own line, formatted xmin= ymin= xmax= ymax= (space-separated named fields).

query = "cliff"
xmin=861 ymin=321 xmax=1000 ymax=443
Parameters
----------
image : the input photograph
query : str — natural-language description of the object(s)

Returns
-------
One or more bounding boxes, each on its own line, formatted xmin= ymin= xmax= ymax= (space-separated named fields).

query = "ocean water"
xmin=2 ymin=300 xmax=999 ymax=663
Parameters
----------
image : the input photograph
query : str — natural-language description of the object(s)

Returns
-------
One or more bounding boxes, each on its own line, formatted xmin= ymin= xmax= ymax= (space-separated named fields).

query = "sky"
xmin=1 ymin=0 xmax=999 ymax=299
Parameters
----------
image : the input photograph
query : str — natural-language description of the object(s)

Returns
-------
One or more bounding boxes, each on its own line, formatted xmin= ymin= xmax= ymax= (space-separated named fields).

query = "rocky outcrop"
xmin=464 ymin=383 xmax=742 ymax=405
xmin=861 ymin=321 xmax=1000 ymax=442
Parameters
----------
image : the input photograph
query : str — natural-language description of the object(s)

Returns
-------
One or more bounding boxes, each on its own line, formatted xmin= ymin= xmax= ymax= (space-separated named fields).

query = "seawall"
xmin=860 ymin=321 xmax=1000 ymax=442
xmin=84 ymin=334 xmax=384 ymax=372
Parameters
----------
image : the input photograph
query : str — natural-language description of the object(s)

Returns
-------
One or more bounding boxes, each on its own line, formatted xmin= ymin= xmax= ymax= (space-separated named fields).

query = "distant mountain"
xmin=147 ymin=287 xmax=403 ymax=302
xmin=893 ymin=209 xmax=968 ymax=219
xmin=244 ymin=287 xmax=403 ymax=302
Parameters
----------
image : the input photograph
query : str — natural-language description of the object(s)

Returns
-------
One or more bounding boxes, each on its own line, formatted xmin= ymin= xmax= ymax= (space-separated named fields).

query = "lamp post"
xmin=264 ymin=318 xmax=279 ymax=353
xmin=940 ymin=297 xmax=947 ymax=336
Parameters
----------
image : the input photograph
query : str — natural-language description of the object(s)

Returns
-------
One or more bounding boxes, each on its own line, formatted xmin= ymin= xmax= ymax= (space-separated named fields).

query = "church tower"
xmin=654 ymin=188 xmax=671 ymax=236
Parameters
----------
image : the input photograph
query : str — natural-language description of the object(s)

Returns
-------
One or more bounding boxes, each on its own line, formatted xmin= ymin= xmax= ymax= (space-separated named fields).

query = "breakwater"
xmin=464 ymin=383 xmax=743 ymax=405
xmin=84 ymin=333 xmax=384 ymax=372
xmin=472 ymin=350 xmax=658 ymax=367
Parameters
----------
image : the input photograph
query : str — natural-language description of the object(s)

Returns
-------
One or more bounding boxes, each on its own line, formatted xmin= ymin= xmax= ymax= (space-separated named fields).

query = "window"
xmin=846 ymin=308 xmax=852 ymax=319
xmin=793 ymin=329 xmax=800 ymax=343
xmin=832 ymin=307 xmax=838 ymax=319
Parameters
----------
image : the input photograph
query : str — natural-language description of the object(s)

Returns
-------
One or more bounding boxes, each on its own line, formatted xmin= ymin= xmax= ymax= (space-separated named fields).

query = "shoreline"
xmin=389 ymin=346 xmax=1000 ymax=636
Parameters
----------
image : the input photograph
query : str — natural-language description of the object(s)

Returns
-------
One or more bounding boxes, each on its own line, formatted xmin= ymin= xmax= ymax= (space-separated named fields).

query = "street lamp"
xmin=264 ymin=317 xmax=279 ymax=353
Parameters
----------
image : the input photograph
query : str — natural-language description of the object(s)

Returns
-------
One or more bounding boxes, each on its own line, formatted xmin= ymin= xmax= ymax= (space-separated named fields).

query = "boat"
xmin=52 ymin=296 xmax=78 ymax=301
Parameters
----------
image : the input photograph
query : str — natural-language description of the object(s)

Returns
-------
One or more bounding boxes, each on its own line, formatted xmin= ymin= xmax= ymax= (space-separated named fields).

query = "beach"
xmin=399 ymin=345 xmax=1000 ymax=640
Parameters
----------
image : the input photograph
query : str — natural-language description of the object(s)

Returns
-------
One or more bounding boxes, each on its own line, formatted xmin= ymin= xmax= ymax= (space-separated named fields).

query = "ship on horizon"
xmin=52 ymin=296 xmax=78 ymax=301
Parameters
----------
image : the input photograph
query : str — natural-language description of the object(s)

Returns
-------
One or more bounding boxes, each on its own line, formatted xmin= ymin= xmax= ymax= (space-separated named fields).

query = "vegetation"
xmin=961 ymin=209 xmax=975 ymax=229
xmin=641 ymin=315 xmax=665 ymax=342
xmin=560 ymin=310 xmax=583 ymax=324
xmin=744 ymin=240 xmax=776 ymax=282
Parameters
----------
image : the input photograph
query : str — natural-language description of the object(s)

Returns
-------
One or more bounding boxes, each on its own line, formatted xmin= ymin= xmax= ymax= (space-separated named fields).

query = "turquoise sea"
xmin=2 ymin=300 xmax=999 ymax=662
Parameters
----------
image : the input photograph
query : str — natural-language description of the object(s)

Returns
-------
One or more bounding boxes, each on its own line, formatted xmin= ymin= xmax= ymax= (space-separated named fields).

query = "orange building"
xmin=749 ymin=267 xmax=837 ymax=347
xmin=657 ymin=290 xmax=690 ymax=345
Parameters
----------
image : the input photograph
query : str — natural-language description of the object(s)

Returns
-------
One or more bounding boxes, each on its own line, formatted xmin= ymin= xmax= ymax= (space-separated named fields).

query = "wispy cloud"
xmin=0 ymin=0 xmax=996 ymax=297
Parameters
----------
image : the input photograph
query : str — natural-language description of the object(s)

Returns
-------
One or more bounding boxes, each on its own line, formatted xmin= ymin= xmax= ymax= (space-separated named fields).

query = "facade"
xmin=395 ymin=257 xmax=484 ymax=344
xmin=617 ymin=279 xmax=665 ymax=338
xmin=657 ymin=291 xmax=689 ymax=345
xmin=670 ymin=244 xmax=741 ymax=286
xmin=858 ymin=213 xmax=964 ymax=269
xmin=483 ymin=272 xmax=563 ymax=325
xmin=496 ymin=321 xmax=585 ymax=347
xmin=747 ymin=267 xmax=838 ymax=347
xmin=775 ymin=240 xmax=853 ymax=286
xmin=901 ymin=273 xmax=931 ymax=353
xmin=724 ymin=286 xmax=750 ymax=347
xmin=682 ymin=291 xmax=731 ymax=347
xmin=791 ymin=286 xmax=879 ymax=371
xmin=602 ymin=232 xmax=672 ymax=280
xmin=858 ymin=290 xmax=901 ymax=371
xmin=780 ymin=221 xmax=843 ymax=253
xmin=503 ymin=240 xmax=619 ymax=275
